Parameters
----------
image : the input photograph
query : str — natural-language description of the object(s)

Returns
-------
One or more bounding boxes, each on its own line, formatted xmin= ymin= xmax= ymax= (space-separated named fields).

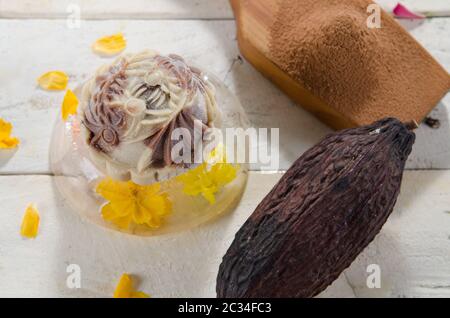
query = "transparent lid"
xmin=50 ymin=51 xmax=250 ymax=236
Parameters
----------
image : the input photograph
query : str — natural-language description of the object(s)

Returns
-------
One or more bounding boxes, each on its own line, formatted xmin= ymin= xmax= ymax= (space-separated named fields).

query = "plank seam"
xmin=0 ymin=168 xmax=449 ymax=177
xmin=0 ymin=16 xmax=236 ymax=21
xmin=1 ymin=16 xmax=450 ymax=21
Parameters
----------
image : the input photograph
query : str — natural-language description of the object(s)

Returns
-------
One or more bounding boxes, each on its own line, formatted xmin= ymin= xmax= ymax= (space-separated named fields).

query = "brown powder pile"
xmin=269 ymin=0 xmax=450 ymax=126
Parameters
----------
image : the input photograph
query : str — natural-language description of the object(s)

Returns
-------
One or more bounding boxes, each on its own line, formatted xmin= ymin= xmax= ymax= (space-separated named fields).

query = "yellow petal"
xmin=0 ymin=118 xmax=19 ymax=149
xmin=96 ymin=178 xmax=133 ymax=202
xmin=110 ymin=200 xmax=137 ymax=218
xmin=132 ymin=204 xmax=153 ymax=225
xmin=177 ymin=162 xmax=238 ymax=205
xmin=113 ymin=274 xmax=133 ymax=298
xmin=113 ymin=274 xmax=149 ymax=298
xmin=139 ymin=182 xmax=161 ymax=198
xmin=0 ymin=118 xmax=12 ymax=140
xmin=20 ymin=204 xmax=40 ymax=238
xmin=144 ymin=194 xmax=171 ymax=217
xmin=61 ymin=89 xmax=79 ymax=121
xmin=97 ymin=178 xmax=171 ymax=230
xmin=177 ymin=163 xmax=207 ymax=196
xmin=139 ymin=194 xmax=172 ymax=228
xmin=0 ymin=138 xmax=19 ymax=149
xmin=92 ymin=33 xmax=126 ymax=56
xmin=211 ymin=163 xmax=238 ymax=187
xmin=207 ymin=143 xmax=227 ymax=164
xmin=202 ymin=187 xmax=217 ymax=205
xmin=101 ymin=203 xmax=117 ymax=221
xmin=101 ymin=203 xmax=133 ymax=229
xmin=37 ymin=71 xmax=68 ymax=91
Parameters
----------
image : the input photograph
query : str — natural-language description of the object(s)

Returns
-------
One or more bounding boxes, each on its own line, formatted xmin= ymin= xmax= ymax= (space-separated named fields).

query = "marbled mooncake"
xmin=79 ymin=50 xmax=220 ymax=184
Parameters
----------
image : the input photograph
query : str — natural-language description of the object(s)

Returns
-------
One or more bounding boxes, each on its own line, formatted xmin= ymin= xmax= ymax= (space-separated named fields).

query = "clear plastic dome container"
xmin=50 ymin=51 xmax=249 ymax=236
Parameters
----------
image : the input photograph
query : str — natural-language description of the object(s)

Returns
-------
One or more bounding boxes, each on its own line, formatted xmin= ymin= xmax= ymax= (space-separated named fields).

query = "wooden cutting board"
xmin=229 ymin=0 xmax=352 ymax=129
xmin=230 ymin=0 xmax=450 ymax=130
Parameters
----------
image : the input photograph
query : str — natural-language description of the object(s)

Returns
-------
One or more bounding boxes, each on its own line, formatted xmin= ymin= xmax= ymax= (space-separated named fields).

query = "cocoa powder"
xmin=269 ymin=0 xmax=450 ymax=126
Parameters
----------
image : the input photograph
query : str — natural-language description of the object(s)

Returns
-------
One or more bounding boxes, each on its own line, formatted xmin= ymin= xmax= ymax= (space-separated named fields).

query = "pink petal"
xmin=393 ymin=3 xmax=425 ymax=19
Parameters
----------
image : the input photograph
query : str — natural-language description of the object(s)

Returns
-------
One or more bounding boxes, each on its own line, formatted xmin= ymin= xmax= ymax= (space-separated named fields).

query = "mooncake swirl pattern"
xmin=79 ymin=50 xmax=219 ymax=184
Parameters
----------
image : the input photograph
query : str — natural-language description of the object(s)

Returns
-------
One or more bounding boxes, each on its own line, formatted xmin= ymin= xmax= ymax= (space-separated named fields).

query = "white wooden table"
xmin=0 ymin=0 xmax=449 ymax=298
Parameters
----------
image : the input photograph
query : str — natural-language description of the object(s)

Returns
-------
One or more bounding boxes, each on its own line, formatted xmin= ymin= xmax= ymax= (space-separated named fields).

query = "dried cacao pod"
xmin=217 ymin=118 xmax=415 ymax=298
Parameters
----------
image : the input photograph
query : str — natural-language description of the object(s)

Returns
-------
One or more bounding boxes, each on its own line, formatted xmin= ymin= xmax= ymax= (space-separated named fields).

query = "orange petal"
xmin=207 ymin=143 xmax=227 ymax=164
xmin=61 ymin=89 xmax=79 ymax=121
xmin=202 ymin=187 xmax=217 ymax=205
xmin=0 ymin=137 xmax=19 ymax=149
xmin=101 ymin=203 xmax=133 ymax=229
xmin=20 ymin=204 xmax=40 ymax=238
xmin=96 ymin=178 xmax=133 ymax=202
xmin=114 ymin=274 xmax=149 ymax=298
xmin=37 ymin=71 xmax=68 ymax=91
xmin=92 ymin=33 xmax=126 ymax=56
xmin=138 ymin=192 xmax=171 ymax=228
xmin=0 ymin=118 xmax=13 ymax=140
xmin=113 ymin=274 xmax=133 ymax=298
xmin=178 ymin=162 xmax=238 ymax=205
xmin=0 ymin=118 xmax=19 ymax=149
xmin=211 ymin=163 xmax=238 ymax=187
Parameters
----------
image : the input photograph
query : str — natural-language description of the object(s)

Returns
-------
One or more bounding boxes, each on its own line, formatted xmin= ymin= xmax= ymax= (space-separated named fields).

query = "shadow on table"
xmin=0 ymin=148 xmax=17 ymax=169
xmin=397 ymin=18 xmax=425 ymax=31
xmin=407 ymin=100 xmax=450 ymax=169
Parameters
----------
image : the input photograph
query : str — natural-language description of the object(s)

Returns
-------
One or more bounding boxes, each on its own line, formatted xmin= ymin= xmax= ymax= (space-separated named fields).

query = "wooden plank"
xmin=0 ymin=18 xmax=449 ymax=174
xmin=1 ymin=0 xmax=449 ymax=19
xmin=0 ymin=0 xmax=234 ymax=20
xmin=0 ymin=19 xmax=238 ymax=174
xmin=0 ymin=171 xmax=449 ymax=297
xmin=345 ymin=171 xmax=450 ymax=297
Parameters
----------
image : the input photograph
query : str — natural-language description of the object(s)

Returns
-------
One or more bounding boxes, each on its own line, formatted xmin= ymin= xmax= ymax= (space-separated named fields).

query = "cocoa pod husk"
xmin=217 ymin=118 xmax=415 ymax=298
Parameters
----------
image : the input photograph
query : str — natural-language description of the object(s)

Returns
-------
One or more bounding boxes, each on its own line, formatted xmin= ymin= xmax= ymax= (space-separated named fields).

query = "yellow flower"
xmin=92 ymin=33 xmax=126 ymax=56
xmin=177 ymin=162 xmax=238 ymax=205
xmin=178 ymin=144 xmax=239 ymax=204
xmin=0 ymin=118 xmax=19 ymax=149
xmin=113 ymin=274 xmax=150 ymax=298
xmin=37 ymin=71 xmax=68 ymax=91
xmin=61 ymin=89 xmax=79 ymax=121
xmin=20 ymin=204 xmax=40 ymax=239
xmin=96 ymin=178 xmax=171 ymax=230
xmin=206 ymin=143 xmax=227 ymax=164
